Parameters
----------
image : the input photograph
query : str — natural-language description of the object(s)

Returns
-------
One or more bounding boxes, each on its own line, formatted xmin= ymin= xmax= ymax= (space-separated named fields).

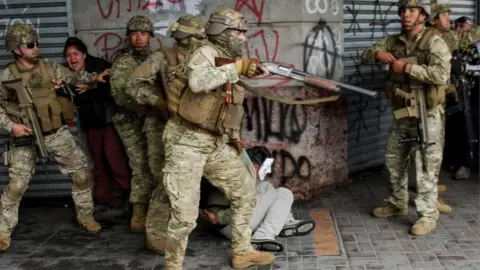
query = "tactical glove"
xmin=215 ymin=57 xmax=262 ymax=77
xmin=235 ymin=58 xmax=262 ymax=77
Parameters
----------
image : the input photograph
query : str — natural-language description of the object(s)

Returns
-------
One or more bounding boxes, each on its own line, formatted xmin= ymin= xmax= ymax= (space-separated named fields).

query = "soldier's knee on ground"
xmin=5 ymin=178 xmax=29 ymax=201
xmin=71 ymin=169 xmax=92 ymax=191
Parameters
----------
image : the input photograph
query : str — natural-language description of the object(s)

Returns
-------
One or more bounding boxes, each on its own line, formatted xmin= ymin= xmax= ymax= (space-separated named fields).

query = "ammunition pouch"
xmin=177 ymin=84 xmax=244 ymax=136
xmin=30 ymin=88 xmax=63 ymax=132
xmin=7 ymin=58 xmax=76 ymax=132
xmin=57 ymin=96 xmax=76 ymax=121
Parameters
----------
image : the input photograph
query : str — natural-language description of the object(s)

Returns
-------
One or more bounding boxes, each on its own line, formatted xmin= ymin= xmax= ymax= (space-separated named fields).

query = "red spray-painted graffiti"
xmin=234 ymin=0 xmax=293 ymax=88
xmin=234 ymin=0 xmax=265 ymax=25
xmin=93 ymin=32 xmax=162 ymax=61
xmin=96 ymin=0 xmax=180 ymax=20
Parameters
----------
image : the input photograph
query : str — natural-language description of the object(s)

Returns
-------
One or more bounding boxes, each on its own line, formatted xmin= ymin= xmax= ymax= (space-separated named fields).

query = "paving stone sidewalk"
xmin=0 ymin=168 xmax=478 ymax=269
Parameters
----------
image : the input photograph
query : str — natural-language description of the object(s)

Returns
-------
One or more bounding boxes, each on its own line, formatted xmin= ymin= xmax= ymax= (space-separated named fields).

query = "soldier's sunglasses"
xmin=22 ymin=42 xmax=39 ymax=49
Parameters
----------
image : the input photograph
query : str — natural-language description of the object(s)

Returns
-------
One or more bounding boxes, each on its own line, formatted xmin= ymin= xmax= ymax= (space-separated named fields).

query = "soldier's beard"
xmin=20 ymin=54 xmax=39 ymax=64
xmin=209 ymin=30 xmax=245 ymax=58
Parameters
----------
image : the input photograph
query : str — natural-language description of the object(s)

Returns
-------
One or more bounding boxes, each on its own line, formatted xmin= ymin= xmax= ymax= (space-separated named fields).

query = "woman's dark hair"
xmin=246 ymin=146 xmax=272 ymax=166
xmin=63 ymin=36 xmax=89 ymax=57
xmin=455 ymin=16 xmax=473 ymax=25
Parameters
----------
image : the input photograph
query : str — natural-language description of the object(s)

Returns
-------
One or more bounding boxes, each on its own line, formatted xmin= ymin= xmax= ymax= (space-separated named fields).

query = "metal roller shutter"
xmin=0 ymin=0 xmax=75 ymax=197
xmin=343 ymin=0 xmax=478 ymax=174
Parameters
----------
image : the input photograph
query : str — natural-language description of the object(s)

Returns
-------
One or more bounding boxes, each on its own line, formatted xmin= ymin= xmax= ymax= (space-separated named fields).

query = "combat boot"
xmin=0 ymin=236 xmax=10 ymax=252
xmin=437 ymin=198 xmax=453 ymax=214
xmin=232 ymin=250 xmax=275 ymax=268
xmin=79 ymin=218 xmax=102 ymax=233
xmin=373 ymin=203 xmax=408 ymax=218
xmin=146 ymin=238 xmax=165 ymax=255
xmin=410 ymin=219 xmax=436 ymax=236
xmin=130 ymin=203 xmax=147 ymax=233
xmin=438 ymin=184 xmax=447 ymax=193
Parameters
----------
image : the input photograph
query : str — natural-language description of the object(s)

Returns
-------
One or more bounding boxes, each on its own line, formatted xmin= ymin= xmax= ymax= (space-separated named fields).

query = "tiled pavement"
xmin=0 ymin=168 xmax=478 ymax=269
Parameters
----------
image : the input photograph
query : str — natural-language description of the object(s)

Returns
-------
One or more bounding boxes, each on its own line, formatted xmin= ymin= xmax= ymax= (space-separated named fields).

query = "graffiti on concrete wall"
xmin=303 ymin=19 xmax=342 ymax=80
xmin=304 ymin=0 xmax=340 ymax=16
xmin=242 ymin=96 xmax=313 ymax=185
xmin=93 ymin=0 xmax=202 ymax=60
xmin=77 ymin=0 xmax=347 ymax=198
xmin=96 ymin=0 xmax=198 ymax=19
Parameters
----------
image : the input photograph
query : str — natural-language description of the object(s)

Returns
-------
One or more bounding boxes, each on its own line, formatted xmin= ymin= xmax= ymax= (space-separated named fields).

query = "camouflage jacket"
xmin=125 ymin=51 xmax=165 ymax=108
xmin=184 ymin=44 xmax=239 ymax=94
xmin=110 ymin=50 xmax=150 ymax=113
xmin=361 ymin=26 xmax=451 ymax=86
xmin=457 ymin=26 xmax=480 ymax=51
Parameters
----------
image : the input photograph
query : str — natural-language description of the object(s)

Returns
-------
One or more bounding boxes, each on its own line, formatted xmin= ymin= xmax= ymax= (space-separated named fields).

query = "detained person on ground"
xmin=200 ymin=146 xmax=316 ymax=252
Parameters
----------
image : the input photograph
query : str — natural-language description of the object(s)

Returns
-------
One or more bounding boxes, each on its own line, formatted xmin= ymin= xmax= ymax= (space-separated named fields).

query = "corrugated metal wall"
xmin=343 ymin=0 xmax=478 ymax=174
xmin=0 ymin=0 xmax=75 ymax=197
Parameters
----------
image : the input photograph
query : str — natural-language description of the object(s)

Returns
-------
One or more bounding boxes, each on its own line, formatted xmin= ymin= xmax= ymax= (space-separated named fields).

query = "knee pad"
xmin=72 ymin=168 xmax=92 ymax=191
xmin=6 ymin=178 xmax=28 ymax=201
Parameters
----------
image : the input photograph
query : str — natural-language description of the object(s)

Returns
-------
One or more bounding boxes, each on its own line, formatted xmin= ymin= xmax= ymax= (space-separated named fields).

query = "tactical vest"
xmin=113 ymin=51 xmax=148 ymax=115
xmin=6 ymin=58 xmax=75 ymax=132
xmin=157 ymin=47 xmax=185 ymax=115
xmin=170 ymin=44 xmax=244 ymax=137
xmin=386 ymin=28 xmax=447 ymax=112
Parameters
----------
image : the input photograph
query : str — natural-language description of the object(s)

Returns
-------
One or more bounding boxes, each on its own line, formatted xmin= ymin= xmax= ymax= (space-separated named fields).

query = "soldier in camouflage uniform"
xmin=425 ymin=0 xmax=455 ymax=214
xmin=161 ymin=8 xmax=274 ymax=269
xmin=448 ymin=21 xmax=480 ymax=180
xmin=0 ymin=24 xmax=106 ymax=251
xmin=361 ymin=0 xmax=452 ymax=236
xmin=109 ymin=15 xmax=155 ymax=233
xmin=125 ymin=15 xmax=207 ymax=254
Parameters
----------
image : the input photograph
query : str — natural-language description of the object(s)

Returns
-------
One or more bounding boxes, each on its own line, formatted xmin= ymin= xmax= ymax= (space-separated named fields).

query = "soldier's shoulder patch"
xmin=0 ymin=66 xmax=12 ymax=81
xmin=189 ymin=45 xmax=217 ymax=67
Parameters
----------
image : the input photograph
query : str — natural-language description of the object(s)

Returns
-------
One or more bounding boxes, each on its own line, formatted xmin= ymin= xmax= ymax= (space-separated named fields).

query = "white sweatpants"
xmin=220 ymin=181 xmax=295 ymax=239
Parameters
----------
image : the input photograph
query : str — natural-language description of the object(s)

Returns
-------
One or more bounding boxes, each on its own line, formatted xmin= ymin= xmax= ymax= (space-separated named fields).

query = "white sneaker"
xmin=279 ymin=219 xmax=315 ymax=237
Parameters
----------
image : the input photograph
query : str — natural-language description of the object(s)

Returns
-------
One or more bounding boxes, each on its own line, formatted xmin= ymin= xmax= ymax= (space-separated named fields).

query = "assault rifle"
xmin=447 ymin=60 xmax=478 ymax=162
xmin=261 ymin=62 xmax=379 ymax=98
xmin=2 ymin=78 xmax=51 ymax=182
xmin=394 ymin=85 xmax=429 ymax=172
xmin=387 ymin=55 xmax=429 ymax=172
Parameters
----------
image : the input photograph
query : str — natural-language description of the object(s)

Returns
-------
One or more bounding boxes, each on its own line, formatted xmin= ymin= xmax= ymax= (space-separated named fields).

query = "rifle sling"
xmin=237 ymin=81 xmax=339 ymax=105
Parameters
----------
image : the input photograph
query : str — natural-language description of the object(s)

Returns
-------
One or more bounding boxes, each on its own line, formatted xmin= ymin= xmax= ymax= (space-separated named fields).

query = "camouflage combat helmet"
xmin=5 ymin=23 xmax=38 ymax=51
xmin=126 ymin=15 xmax=154 ymax=37
xmin=168 ymin=15 xmax=206 ymax=40
xmin=205 ymin=8 xmax=248 ymax=36
xmin=430 ymin=0 xmax=451 ymax=20
xmin=397 ymin=0 xmax=431 ymax=17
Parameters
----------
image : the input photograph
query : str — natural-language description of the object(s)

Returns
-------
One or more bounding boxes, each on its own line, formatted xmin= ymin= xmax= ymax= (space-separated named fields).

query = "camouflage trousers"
xmin=162 ymin=118 xmax=256 ymax=269
xmin=0 ymin=126 xmax=95 ymax=237
xmin=113 ymin=111 xmax=153 ymax=204
xmin=144 ymin=115 xmax=170 ymax=243
xmin=386 ymin=105 xmax=445 ymax=221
